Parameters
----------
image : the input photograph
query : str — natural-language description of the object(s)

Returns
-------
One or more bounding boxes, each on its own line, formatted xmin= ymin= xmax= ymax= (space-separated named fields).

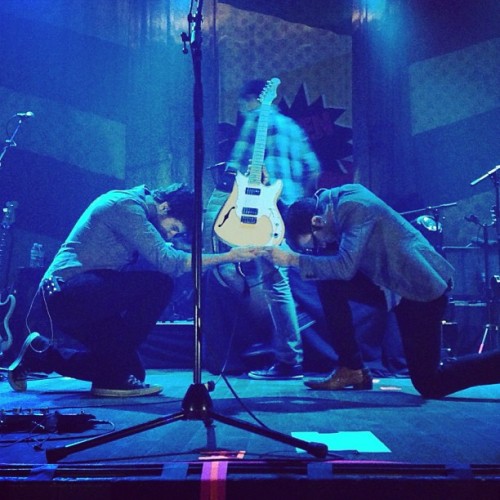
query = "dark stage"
xmin=0 ymin=361 xmax=499 ymax=498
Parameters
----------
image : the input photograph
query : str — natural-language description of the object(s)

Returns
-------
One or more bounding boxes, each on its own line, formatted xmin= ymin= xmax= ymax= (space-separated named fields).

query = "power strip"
xmin=0 ymin=409 xmax=98 ymax=433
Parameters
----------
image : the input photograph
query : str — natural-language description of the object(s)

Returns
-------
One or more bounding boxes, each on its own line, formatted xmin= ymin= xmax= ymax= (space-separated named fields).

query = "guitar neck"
xmin=0 ymin=229 xmax=12 ymax=291
xmin=0 ymin=201 xmax=18 ymax=292
xmin=248 ymin=104 xmax=272 ymax=185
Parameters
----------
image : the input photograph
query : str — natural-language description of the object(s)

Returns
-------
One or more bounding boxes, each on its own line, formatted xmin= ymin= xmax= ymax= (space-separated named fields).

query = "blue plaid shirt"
xmin=227 ymin=107 xmax=320 ymax=206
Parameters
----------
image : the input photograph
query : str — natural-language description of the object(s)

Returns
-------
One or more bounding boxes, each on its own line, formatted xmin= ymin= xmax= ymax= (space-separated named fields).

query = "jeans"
xmin=259 ymin=259 xmax=303 ymax=365
xmin=42 ymin=269 xmax=173 ymax=387
xmin=317 ymin=273 xmax=500 ymax=398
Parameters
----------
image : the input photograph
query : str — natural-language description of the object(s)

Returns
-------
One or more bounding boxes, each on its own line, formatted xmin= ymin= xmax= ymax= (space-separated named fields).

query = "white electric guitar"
xmin=214 ymin=78 xmax=285 ymax=247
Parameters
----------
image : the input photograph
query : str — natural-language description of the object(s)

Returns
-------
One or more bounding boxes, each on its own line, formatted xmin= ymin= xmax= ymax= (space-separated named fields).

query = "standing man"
xmin=7 ymin=184 xmax=260 ymax=397
xmin=222 ymin=79 xmax=321 ymax=380
xmin=262 ymin=183 xmax=500 ymax=396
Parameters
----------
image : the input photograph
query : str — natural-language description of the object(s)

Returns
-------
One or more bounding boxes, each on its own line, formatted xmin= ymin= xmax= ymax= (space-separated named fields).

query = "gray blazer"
xmin=299 ymin=184 xmax=454 ymax=304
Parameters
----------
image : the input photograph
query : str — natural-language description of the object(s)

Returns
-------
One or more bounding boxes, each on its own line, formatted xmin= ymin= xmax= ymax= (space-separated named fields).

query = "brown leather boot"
xmin=304 ymin=366 xmax=373 ymax=390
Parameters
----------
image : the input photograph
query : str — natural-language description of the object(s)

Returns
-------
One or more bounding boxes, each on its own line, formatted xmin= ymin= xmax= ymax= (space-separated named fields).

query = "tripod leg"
xmin=208 ymin=411 xmax=329 ymax=459
xmin=46 ymin=411 xmax=185 ymax=463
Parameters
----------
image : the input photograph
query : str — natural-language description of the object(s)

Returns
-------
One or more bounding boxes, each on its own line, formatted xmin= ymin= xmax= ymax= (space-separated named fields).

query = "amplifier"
xmin=442 ymin=246 xmax=499 ymax=300
xmin=444 ymin=300 xmax=490 ymax=355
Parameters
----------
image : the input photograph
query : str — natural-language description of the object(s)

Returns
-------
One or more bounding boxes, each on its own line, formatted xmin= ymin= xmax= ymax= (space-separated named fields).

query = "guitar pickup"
xmin=240 ymin=216 xmax=257 ymax=224
xmin=245 ymin=187 xmax=261 ymax=196
xmin=242 ymin=207 xmax=258 ymax=216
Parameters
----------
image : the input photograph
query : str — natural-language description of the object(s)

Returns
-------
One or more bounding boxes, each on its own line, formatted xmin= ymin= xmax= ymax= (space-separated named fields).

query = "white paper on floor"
xmin=291 ymin=431 xmax=391 ymax=453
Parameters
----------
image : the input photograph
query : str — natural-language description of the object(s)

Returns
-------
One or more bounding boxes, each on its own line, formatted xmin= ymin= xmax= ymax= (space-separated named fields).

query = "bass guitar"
xmin=214 ymin=77 xmax=285 ymax=247
xmin=0 ymin=201 xmax=18 ymax=356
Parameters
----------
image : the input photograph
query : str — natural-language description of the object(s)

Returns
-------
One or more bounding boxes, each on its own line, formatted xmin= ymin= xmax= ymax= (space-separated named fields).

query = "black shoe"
xmin=8 ymin=332 xmax=47 ymax=392
xmin=248 ymin=362 xmax=303 ymax=380
xmin=91 ymin=375 xmax=163 ymax=397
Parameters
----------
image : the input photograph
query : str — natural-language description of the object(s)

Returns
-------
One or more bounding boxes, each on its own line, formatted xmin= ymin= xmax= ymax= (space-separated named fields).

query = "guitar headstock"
xmin=1 ymin=201 xmax=18 ymax=229
xmin=258 ymin=77 xmax=281 ymax=106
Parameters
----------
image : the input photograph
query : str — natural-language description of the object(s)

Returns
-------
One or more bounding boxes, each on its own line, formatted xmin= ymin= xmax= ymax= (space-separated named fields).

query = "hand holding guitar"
xmin=227 ymin=245 xmax=266 ymax=263
xmin=261 ymin=246 xmax=300 ymax=268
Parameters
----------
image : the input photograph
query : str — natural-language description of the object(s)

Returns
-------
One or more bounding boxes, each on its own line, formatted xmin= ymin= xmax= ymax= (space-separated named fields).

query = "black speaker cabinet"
xmin=444 ymin=300 xmax=493 ymax=355
xmin=442 ymin=246 xmax=499 ymax=300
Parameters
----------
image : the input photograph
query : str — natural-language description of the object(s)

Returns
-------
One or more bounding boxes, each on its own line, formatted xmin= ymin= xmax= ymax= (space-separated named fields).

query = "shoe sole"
xmin=248 ymin=373 xmax=304 ymax=380
xmin=304 ymin=380 xmax=373 ymax=390
xmin=7 ymin=332 xmax=41 ymax=392
xmin=91 ymin=384 xmax=163 ymax=397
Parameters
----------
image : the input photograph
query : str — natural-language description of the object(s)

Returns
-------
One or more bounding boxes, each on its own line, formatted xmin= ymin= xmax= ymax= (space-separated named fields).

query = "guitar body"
xmin=0 ymin=293 xmax=15 ymax=353
xmin=214 ymin=171 xmax=285 ymax=247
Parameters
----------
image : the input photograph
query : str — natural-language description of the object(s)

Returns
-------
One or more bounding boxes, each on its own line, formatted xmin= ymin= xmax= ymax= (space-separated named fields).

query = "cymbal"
xmin=400 ymin=201 xmax=457 ymax=216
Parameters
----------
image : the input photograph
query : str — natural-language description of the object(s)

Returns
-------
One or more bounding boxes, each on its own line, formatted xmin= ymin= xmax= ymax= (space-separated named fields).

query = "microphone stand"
xmin=45 ymin=1 xmax=328 ymax=463
xmin=0 ymin=114 xmax=31 ymax=170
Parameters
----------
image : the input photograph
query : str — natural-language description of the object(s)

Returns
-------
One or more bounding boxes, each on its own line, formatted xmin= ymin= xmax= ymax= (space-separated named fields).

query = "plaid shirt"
xmin=227 ymin=107 xmax=320 ymax=206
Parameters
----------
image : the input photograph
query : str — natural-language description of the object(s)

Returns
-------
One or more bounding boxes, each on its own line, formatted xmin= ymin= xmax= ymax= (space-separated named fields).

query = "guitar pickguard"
xmin=214 ymin=172 xmax=285 ymax=247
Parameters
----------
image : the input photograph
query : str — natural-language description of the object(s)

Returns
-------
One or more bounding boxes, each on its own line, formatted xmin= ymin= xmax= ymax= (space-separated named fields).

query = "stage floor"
xmin=0 ymin=368 xmax=498 ymax=467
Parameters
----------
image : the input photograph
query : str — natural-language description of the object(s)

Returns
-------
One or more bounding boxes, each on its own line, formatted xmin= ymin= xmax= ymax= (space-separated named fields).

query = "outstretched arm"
xmin=181 ymin=246 xmax=265 ymax=273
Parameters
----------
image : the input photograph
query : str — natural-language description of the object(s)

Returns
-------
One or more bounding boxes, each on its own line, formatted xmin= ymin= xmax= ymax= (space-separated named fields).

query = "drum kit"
xmin=401 ymin=165 xmax=500 ymax=353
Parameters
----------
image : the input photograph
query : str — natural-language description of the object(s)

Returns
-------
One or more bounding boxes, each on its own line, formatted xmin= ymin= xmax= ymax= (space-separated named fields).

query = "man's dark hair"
xmin=239 ymin=79 xmax=267 ymax=100
xmin=285 ymin=197 xmax=317 ymax=247
xmin=151 ymin=183 xmax=195 ymax=234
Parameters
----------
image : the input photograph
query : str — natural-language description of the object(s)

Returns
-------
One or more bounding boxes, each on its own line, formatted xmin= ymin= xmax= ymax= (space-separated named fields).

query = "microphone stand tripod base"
xmin=45 ymin=382 xmax=329 ymax=463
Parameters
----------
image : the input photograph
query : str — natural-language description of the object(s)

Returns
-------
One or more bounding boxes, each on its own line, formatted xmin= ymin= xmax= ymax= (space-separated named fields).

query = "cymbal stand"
xmin=45 ymin=1 xmax=328 ymax=463
xmin=400 ymin=201 xmax=458 ymax=254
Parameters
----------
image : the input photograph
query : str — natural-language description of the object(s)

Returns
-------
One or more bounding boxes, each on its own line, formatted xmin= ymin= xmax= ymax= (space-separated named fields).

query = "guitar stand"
xmin=45 ymin=0 xmax=328 ymax=464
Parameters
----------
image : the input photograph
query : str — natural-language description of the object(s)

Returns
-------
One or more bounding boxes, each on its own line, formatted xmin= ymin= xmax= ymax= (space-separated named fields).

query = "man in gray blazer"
xmin=262 ymin=183 xmax=500 ymax=398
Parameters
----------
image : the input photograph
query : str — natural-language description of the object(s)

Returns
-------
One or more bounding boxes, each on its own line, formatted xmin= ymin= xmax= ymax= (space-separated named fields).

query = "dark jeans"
xmin=42 ymin=269 xmax=173 ymax=387
xmin=317 ymin=273 xmax=500 ymax=398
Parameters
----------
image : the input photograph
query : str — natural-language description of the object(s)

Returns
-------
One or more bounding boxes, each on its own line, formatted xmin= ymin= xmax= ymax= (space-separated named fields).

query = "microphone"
xmin=16 ymin=111 xmax=35 ymax=119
